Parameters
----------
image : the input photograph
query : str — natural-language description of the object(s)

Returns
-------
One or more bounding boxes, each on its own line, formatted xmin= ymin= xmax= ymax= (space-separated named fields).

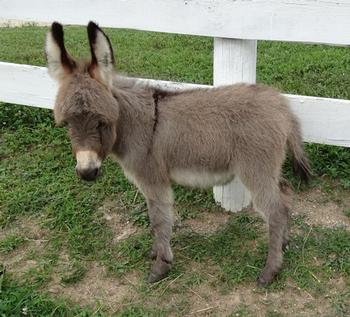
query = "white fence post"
xmin=213 ymin=38 xmax=257 ymax=212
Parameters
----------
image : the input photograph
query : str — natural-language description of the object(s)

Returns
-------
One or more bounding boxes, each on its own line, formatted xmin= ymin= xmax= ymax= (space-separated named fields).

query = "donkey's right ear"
xmin=45 ymin=22 xmax=76 ymax=81
xmin=87 ymin=21 xmax=115 ymax=89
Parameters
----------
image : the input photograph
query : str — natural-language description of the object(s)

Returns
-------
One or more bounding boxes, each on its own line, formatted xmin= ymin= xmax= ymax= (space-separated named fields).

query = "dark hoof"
xmin=257 ymin=270 xmax=278 ymax=287
xmin=257 ymin=276 xmax=270 ymax=287
xmin=148 ymin=259 xmax=172 ymax=283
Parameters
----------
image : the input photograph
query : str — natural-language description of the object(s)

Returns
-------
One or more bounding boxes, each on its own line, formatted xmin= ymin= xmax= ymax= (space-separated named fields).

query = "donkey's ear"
xmin=87 ymin=21 xmax=115 ymax=88
xmin=45 ymin=22 xmax=76 ymax=81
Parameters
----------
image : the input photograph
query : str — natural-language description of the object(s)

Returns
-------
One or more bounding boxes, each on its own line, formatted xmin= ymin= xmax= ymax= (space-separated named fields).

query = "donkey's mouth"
xmin=76 ymin=167 xmax=101 ymax=182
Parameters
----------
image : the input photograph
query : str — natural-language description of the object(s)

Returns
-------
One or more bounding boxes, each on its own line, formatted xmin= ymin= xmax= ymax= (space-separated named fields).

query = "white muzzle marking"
xmin=76 ymin=150 xmax=101 ymax=171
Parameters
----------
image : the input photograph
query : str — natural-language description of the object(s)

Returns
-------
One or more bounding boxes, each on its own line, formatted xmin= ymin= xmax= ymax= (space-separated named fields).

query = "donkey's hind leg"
xmin=256 ymin=182 xmax=289 ymax=286
xmin=239 ymin=172 xmax=290 ymax=286
xmin=143 ymin=185 xmax=174 ymax=283
xmin=258 ymin=193 xmax=289 ymax=286
xmin=279 ymin=179 xmax=292 ymax=251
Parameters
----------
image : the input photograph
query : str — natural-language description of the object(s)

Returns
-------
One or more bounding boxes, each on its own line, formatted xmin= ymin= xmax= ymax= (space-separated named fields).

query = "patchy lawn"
xmin=1 ymin=25 xmax=350 ymax=316
xmin=1 ymin=187 xmax=350 ymax=316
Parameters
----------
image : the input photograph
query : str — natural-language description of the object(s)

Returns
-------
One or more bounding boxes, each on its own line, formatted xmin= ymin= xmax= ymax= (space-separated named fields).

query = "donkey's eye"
xmin=97 ymin=122 xmax=106 ymax=130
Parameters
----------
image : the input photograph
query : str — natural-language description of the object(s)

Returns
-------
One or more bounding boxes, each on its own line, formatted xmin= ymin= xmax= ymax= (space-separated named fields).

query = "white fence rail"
xmin=2 ymin=61 xmax=350 ymax=148
xmin=1 ymin=0 xmax=350 ymax=45
xmin=1 ymin=0 xmax=350 ymax=211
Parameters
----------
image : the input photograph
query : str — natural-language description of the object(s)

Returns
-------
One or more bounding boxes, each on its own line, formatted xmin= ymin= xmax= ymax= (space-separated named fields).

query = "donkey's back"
xmin=153 ymin=84 xmax=295 ymax=187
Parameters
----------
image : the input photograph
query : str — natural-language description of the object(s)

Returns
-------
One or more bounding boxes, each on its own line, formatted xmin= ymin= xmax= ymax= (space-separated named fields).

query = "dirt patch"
xmin=182 ymin=210 xmax=230 ymax=234
xmin=186 ymin=280 xmax=337 ymax=317
xmin=47 ymin=263 xmax=140 ymax=311
xmin=0 ymin=216 xmax=50 ymax=274
xmin=2 ymin=188 xmax=349 ymax=315
xmin=292 ymin=187 xmax=350 ymax=230
xmin=98 ymin=199 xmax=140 ymax=242
xmin=180 ymin=186 xmax=350 ymax=236
xmin=0 ymin=216 xmax=48 ymax=241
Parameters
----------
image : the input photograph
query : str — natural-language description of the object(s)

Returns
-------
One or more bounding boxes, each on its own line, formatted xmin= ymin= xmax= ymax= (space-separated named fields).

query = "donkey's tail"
xmin=287 ymin=116 xmax=312 ymax=183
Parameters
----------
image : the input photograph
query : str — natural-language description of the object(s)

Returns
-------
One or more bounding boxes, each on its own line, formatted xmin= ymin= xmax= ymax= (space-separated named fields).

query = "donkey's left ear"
xmin=87 ymin=21 xmax=115 ymax=89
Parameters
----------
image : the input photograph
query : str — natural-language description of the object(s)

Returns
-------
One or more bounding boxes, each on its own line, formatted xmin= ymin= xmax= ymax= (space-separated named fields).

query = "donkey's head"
xmin=46 ymin=22 xmax=119 ymax=181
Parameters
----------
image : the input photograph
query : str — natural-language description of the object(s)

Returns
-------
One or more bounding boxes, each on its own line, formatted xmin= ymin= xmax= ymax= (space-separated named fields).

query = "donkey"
xmin=45 ymin=21 xmax=311 ymax=286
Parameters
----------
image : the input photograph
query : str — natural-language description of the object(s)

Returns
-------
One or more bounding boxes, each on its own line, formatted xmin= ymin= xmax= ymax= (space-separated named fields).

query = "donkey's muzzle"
xmin=76 ymin=167 xmax=100 ymax=181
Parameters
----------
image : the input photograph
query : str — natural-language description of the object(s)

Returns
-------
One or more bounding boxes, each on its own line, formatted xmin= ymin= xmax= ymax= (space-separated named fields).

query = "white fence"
xmin=1 ymin=0 xmax=350 ymax=211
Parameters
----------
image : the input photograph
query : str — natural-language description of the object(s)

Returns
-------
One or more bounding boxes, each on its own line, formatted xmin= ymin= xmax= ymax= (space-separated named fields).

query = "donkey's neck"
xmin=111 ymin=78 xmax=156 ymax=160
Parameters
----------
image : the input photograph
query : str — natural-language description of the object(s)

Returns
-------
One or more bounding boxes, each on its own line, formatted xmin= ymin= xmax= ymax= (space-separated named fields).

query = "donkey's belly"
xmin=170 ymin=169 xmax=234 ymax=188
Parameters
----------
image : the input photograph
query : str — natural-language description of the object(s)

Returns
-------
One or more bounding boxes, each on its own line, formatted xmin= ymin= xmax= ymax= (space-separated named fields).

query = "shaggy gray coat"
xmin=46 ymin=21 xmax=311 ymax=286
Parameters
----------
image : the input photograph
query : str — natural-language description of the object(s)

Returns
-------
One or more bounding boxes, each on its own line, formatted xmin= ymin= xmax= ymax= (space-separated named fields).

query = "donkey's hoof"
xmin=257 ymin=275 xmax=270 ymax=287
xmin=257 ymin=270 xmax=277 ymax=287
xmin=148 ymin=259 xmax=172 ymax=283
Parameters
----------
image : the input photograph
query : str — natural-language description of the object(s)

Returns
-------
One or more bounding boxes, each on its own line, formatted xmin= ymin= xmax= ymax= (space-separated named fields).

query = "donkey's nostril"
xmin=91 ymin=168 xmax=99 ymax=178
xmin=77 ymin=167 xmax=100 ymax=181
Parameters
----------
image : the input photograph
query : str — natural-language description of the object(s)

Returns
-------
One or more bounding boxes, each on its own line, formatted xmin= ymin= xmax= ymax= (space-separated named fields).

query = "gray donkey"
xmin=45 ymin=21 xmax=310 ymax=286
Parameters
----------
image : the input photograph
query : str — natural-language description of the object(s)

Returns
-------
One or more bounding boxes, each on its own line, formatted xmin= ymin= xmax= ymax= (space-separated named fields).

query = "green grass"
xmin=0 ymin=275 xmax=98 ymax=317
xmin=0 ymin=235 xmax=26 ymax=253
xmin=174 ymin=214 xmax=350 ymax=292
xmin=1 ymin=25 xmax=350 ymax=316
xmin=0 ymin=272 xmax=165 ymax=317
xmin=343 ymin=210 xmax=350 ymax=218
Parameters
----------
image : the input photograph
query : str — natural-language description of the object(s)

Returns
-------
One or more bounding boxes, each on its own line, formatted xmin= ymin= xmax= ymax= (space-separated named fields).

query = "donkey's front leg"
xmin=145 ymin=186 xmax=174 ymax=283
